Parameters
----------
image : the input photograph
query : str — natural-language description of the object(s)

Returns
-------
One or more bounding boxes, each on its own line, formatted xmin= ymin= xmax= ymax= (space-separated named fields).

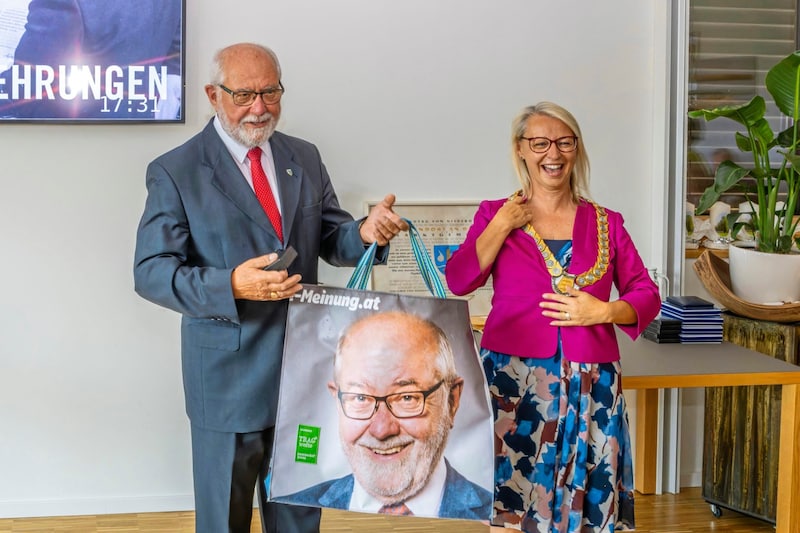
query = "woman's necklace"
xmin=515 ymin=193 xmax=610 ymax=295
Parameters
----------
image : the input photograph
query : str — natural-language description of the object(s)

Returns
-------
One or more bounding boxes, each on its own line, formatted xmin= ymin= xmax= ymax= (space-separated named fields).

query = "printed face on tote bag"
xmin=327 ymin=311 xmax=464 ymax=503
xmin=267 ymin=286 xmax=493 ymax=521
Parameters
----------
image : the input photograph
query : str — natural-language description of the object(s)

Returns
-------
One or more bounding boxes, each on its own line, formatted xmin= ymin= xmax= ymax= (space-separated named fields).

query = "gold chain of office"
xmin=511 ymin=191 xmax=610 ymax=295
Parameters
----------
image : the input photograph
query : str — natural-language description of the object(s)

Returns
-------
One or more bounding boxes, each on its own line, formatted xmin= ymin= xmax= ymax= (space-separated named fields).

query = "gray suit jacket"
xmin=134 ymin=120 xmax=380 ymax=432
xmin=276 ymin=460 xmax=492 ymax=521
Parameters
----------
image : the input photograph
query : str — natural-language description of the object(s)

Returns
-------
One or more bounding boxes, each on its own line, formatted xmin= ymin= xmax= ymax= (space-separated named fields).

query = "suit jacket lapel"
xmin=440 ymin=460 xmax=490 ymax=519
xmin=201 ymin=121 xmax=281 ymax=240
xmin=270 ymin=132 xmax=303 ymax=245
xmin=318 ymin=475 xmax=354 ymax=509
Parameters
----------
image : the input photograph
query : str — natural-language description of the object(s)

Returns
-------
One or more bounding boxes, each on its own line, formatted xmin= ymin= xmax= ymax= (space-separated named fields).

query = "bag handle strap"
xmin=346 ymin=241 xmax=378 ymax=292
xmin=346 ymin=218 xmax=446 ymax=299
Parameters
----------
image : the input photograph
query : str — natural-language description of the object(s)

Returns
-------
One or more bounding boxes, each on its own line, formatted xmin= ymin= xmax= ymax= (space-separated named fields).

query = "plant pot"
xmin=728 ymin=243 xmax=800 ymax=305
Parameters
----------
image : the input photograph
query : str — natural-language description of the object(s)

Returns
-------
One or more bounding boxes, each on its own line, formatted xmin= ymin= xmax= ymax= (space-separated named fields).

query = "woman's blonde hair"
xmin=510 ymin=101 xmax=591 ymax=203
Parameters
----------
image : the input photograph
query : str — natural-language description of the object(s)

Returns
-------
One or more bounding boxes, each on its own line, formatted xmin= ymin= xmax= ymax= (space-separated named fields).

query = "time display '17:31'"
xmin=100 ymin=96 xmax=161 ymax=114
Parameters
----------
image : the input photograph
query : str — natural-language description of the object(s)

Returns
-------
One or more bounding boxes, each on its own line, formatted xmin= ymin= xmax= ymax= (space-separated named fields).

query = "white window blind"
xmin=686 ymin=0 xmax=797 ymax=211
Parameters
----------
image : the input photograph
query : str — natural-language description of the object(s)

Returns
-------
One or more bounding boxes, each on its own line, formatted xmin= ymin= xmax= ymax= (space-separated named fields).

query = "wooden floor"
xmin=0 ymin=488 xmax=776 ymax=532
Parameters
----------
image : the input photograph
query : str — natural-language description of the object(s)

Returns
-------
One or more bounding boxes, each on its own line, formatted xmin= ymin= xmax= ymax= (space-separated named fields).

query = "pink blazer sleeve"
xmin=444 ymin=201 xmax=496 ymax=295
xmin=609 ymin=211 xmax=661 ymax=339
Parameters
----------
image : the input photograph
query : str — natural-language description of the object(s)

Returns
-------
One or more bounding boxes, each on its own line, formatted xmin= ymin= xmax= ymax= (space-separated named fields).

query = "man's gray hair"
xmin=209 ymin=43 xmax=282 ymax=85
xmin=334 ymin=311 xmax=459 ymax=383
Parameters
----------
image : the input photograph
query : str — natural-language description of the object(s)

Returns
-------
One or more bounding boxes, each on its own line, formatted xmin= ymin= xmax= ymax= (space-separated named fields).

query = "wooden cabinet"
xmin=703 ymin=314 xmax=800 ymax=522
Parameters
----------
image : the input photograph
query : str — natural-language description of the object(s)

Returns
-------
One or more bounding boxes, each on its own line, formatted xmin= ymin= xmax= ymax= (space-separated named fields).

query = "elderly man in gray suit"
xmin=134 ymin=43 xmax=406 ymax=533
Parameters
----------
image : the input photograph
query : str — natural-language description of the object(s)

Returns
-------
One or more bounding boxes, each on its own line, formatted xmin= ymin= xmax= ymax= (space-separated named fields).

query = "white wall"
xmin=0 ymin=0 xmax=672 ymax=518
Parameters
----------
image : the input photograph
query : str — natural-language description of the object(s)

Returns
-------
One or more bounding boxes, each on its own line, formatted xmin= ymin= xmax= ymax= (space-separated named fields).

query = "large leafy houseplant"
xmin=689 ymin=50 xmax=800 ymax=254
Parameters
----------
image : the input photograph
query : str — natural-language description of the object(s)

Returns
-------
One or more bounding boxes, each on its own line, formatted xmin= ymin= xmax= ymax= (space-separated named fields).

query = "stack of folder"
xmin=659 ymin=295 xmax=723 ymax=344
xmin=642 ymin=316 xmax=682 ymax=343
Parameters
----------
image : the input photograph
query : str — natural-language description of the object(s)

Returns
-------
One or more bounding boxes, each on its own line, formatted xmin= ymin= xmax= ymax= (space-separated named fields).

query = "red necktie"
xmin=247 ymin=147 xmax=283 ymax=242
xmin=378 ymin=502 xmax=413 ymax=515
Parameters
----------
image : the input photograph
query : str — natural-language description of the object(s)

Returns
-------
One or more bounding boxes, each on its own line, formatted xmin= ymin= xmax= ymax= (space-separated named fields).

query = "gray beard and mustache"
xmin=219 ymin=111 xmax=276 ymax=148
xmin=341 ymin=413 xmax=451 ymax=505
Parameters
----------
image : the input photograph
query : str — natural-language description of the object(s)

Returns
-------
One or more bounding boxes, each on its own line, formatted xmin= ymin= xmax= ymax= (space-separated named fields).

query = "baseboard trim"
xmin=0 ymin=495 xmax=194 ymax=519
xmin=681 ymin=472 xmax=702 ymax=489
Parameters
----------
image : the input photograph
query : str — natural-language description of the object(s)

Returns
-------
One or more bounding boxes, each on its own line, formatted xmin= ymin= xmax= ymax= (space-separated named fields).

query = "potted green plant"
xmin=689 ymin=50 xmax=800 ymax=305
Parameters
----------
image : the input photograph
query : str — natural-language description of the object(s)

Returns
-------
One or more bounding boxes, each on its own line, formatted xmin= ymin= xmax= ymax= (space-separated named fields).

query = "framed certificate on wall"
xmin=0 ymin=0 xmax=185 ymax=123
xmin=365 ymin=200 xmax=493 ymax=317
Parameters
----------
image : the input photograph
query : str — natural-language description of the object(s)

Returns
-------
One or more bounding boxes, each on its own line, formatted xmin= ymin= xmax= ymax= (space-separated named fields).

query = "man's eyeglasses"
xmin=521 ymin=136 xmax=578 ymax=153
xmin=218 ymin=82 xmax=285 ymax=106
xmin=336 ymin=381 xmax=445 ymax=420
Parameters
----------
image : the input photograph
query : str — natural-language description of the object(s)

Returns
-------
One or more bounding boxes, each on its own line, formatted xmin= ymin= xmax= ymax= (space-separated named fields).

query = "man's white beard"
xmin=343 ymin=412 xmax=451 ymax=504
xmin=219 ymin=111 xmax=276 ymax=148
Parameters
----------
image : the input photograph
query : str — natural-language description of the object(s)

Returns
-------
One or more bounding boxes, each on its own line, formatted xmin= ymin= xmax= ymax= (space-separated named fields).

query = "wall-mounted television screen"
xmin=0 ymin=0 xmax=185 ymax=123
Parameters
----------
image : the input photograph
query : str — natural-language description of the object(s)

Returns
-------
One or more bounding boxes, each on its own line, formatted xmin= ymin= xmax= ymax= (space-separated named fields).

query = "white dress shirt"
xmin=213 ymin=116 xmax=283 ymax=214
xmin=348 ymin=458 xmax=448 ymax=517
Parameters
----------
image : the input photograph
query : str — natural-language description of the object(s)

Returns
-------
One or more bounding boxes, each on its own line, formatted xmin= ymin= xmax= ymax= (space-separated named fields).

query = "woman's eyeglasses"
xmin=521 ymin=136 xmax=578 ymax=153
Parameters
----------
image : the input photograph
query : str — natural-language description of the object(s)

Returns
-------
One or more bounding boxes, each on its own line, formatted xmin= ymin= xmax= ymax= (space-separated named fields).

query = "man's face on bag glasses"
xmin=328 ymin=312 xmax=462 ymax=504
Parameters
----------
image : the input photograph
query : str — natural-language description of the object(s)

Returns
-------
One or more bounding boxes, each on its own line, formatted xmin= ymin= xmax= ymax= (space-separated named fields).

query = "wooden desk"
xmin=685 ymin=246 xmax=728 ymax=259
xmin=620 ymin=333 xmax=800 ymax=533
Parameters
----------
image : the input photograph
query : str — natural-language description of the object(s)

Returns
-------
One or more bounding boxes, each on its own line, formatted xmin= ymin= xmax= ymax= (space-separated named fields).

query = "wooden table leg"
xmin=634 ymin=388 xmax=659 ymax=495
xmin=776 ymin=383 xmax=800 ymax=533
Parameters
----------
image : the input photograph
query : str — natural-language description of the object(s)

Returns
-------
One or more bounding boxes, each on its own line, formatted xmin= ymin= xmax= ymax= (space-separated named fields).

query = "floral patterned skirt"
xmin=482 ymin=345 xmax=635 ymax=532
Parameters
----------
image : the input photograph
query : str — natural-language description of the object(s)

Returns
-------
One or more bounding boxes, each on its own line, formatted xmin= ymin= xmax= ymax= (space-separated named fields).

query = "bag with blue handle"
xmin=267 ymin=217 xmax=494 ymax=521
xmin=346 ymin=218 xmax=446 ymax=298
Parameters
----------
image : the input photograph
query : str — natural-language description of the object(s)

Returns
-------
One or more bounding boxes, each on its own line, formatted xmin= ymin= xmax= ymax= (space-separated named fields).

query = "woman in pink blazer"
xmin=446 ymin=102 xmax=660 ymax=533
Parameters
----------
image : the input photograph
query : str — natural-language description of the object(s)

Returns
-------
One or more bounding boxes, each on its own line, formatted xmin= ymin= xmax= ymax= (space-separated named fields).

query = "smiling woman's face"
xmin=518 ymin=114 xmax=577 ymax=195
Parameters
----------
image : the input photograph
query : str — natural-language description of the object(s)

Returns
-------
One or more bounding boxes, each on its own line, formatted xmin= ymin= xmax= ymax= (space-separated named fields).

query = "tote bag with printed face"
xmin=267 ymin=285 xmax=493 ymax=521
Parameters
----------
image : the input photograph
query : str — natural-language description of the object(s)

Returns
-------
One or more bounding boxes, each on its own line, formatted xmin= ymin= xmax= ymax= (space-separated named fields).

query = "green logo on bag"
xmin=295 ymin=425 xmax=321 ymax=464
